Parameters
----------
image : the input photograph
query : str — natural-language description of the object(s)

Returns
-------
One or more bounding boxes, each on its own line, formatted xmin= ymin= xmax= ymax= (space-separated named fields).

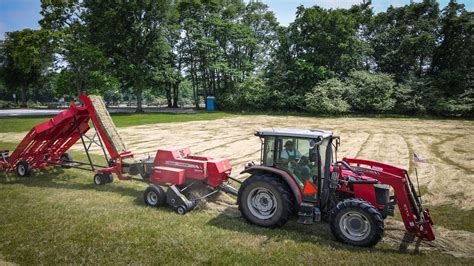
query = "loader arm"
xmin=341 ymin=157 xmax=435 ymax=241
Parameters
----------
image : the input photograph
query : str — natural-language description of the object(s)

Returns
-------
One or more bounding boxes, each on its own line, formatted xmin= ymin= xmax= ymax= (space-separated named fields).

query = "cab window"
xmin=262 ymin=136 xmax=275 ymax=166
xmin=276 ymin=137 xmax=318 ymax=188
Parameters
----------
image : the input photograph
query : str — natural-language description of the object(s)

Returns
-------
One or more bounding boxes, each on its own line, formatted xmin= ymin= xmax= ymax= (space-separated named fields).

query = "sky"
xmin=0 ymin=0 xmax=473 ymax=39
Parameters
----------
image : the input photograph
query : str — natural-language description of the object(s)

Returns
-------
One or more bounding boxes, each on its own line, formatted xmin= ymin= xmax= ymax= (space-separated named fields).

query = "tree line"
xmin=0 ymin=0 xmax=472 ymax=116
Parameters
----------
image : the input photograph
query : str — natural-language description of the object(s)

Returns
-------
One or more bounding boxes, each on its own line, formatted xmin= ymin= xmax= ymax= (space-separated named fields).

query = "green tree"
xmin=431 ymin=0 xmax=473 ymax=115
xmin=2 ymin=29 xmax=53 ymax=106
xmin=305 ymin=78 xmax=351 ymax=114
xmin=40 ymin=0 xmax=116 ymax=97
xmin=347 ymin=71 xmax=396 ymax=113
xmin=266 ymin=3 xmax=371 ymax=111
xmin=368 ymin=0 xmax=439 ymax=80
xmin=84 ymin=0 xmax=173 ymax=112
xmin=178 ymin=0 xmax=276 ymax=109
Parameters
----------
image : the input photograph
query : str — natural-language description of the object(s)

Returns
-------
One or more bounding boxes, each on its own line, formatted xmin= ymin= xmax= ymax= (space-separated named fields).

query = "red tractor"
xmin=237 ymin=128 xmax=435 ymax=247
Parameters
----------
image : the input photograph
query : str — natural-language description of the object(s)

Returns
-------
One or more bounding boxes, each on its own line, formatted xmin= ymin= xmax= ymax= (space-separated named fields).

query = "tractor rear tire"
xmin=329 ymin=199 xmax=384 ymax=247
xmin=16 ymin=160 xmax=31 ymax=177
xmin=238 ymin=174 xmax=294 ymax=228
xmin=144 ymin=185 xmax=167 ymax=207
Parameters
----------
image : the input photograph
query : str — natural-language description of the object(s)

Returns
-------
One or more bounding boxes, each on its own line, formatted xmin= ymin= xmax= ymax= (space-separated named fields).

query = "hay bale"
xmin=89 ymin=95 xmax=127 ymax=153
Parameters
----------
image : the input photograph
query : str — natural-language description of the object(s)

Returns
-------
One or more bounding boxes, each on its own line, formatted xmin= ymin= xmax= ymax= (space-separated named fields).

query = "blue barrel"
xmin=206 ymin=96 xmax=216 ymax=111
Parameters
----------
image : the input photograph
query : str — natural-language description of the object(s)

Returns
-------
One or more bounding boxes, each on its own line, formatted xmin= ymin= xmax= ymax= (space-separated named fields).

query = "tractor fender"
xmin=240 ymin=165 xmax=302 ymax=205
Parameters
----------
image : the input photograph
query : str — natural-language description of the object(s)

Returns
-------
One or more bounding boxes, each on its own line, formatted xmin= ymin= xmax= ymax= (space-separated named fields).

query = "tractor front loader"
xmin=237 ymin=128 xmax=435 ymax=247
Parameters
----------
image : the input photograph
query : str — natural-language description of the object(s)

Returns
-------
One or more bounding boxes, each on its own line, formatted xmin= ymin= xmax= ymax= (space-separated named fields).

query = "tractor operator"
xmin=280 ymin=140 xmax=302 ymax=164
xmin=280 ymin=140 xmax=312 ymax=182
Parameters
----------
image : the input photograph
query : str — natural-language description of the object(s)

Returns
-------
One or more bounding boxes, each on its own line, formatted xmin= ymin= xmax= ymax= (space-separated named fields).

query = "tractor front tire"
xmin=329 ymin=199 xmax=384 ymax=247
xmin=16 ymin=160 xmax=31 ymax=177
xmin=144 ymin=185 xmax=167 ymax=207
xmin=238 ymin=174 xmax=293 ymax=228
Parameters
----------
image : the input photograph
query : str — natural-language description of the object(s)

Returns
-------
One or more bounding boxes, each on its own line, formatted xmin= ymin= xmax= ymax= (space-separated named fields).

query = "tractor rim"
xmin=18 ymin=164 xmax=26 ymax=176
xmin=339 ymin=211 xmax=371 ymax=242
xmin=147 ymin=191 xmax=158 ymax=205
xmin=247 ymin=187 xmax=277 ymax=220
xmin=94 ymin=175 xmax=102 ymax=185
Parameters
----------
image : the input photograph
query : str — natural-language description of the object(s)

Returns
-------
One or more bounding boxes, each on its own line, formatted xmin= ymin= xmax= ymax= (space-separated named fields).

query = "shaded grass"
xmin=0 ymin=112 xmax=235 ymax=133
xmin=0 ymin=140 xmax=472 ymax=264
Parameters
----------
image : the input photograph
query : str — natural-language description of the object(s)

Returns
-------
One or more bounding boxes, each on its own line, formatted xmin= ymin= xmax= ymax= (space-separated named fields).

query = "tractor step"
xmin=297 ymin=202 xmax=321 ymax=225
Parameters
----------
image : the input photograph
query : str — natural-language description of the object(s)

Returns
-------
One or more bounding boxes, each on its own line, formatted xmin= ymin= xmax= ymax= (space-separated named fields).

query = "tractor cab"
xmin=255 ymin=128 xmax=335 ymax=191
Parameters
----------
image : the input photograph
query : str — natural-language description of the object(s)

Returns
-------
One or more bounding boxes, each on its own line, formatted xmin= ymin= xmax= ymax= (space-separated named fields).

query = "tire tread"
xmin=237 ymin=174 xmax=294 ymax=228
xmin=329 ymin=198 xmax=384 ymax=247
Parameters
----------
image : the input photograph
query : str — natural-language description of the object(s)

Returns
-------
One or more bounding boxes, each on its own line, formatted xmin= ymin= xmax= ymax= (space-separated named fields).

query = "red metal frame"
xmin=339 ymin=157 xmax=435 ymax=241
xmin=0 ymin=95 xmax=133 ymax=180
xmin=150 ymin=146 xmax=232 ymax=188
xmin=1 ymin=101 xmax=91 ymax=173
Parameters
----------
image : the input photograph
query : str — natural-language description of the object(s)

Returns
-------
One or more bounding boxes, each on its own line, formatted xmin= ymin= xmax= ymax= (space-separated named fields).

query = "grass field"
xmin=0 ymin=115 xmax=473 ymax=264
xmin=0 ymin=112 xmax=234 ymax=133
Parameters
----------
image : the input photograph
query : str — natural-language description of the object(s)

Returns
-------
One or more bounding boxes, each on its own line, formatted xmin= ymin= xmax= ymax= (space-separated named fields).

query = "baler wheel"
xmin=144 ymin=185 xmax=166 ymax=207
xmin=176 ymin=205 xmax=187 ymax=215
xmin=93 ymin=174 xmax=107 ymax=185
xmin=16 ymin=160 xmax=31 ymax=177
xmin=329 ymin=199 xmax=384 ymax=247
